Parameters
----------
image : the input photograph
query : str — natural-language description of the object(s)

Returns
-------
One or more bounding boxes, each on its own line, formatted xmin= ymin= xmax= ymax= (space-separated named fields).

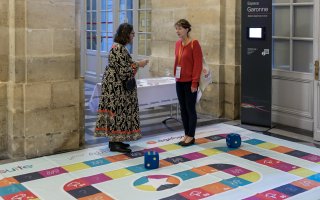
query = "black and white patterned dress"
xmin=94 ymin=43 xmax=141 ymax=142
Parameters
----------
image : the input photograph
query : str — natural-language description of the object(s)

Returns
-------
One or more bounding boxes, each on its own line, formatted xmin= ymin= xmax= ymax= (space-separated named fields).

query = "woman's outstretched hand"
xmin=138 ymin=59 xmax=149 ymax=68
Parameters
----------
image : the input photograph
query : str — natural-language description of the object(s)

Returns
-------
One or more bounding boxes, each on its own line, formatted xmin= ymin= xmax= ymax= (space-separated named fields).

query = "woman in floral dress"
xmin=95 ymin=23 xmax=149 ymax=153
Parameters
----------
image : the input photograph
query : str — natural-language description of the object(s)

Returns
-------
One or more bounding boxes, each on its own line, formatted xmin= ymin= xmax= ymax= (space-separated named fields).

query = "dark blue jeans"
xmin=176 ymin=81 xmax=197 ymax=137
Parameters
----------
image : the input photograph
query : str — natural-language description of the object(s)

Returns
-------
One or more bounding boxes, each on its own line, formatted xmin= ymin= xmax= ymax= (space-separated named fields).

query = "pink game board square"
xmin=273 ymin=162 xmax=298 ymax=172
xmin=259 ymin=190 xmax=289 ymax=200
xmin=223 ymin=166 xmax=251 ymax=176
xmin=182 ymin=152 xmax=206 ymax=160
xmin=39 ymin=167 xmax=67 ymax=178
xmin=83 ymin=173 xmax=112 ymax=184
xmin=301 ymin=154 xmax=320 ymax=162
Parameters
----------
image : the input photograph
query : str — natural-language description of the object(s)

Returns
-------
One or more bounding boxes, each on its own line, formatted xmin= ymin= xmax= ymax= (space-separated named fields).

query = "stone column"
xmin=6 ymin=0 xmax=84 ymax=158
xmin=0 ymin=0 xmax=9 ymax=156
xmin=221 ymin=0 xmax=241 ymax=119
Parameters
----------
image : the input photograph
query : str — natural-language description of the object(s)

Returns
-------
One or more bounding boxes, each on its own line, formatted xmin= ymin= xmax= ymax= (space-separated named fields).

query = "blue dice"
xmin=144 ymin=151 xmax=159 ymax=169
xmin=226 ymin=133 xmax=241 ymax=148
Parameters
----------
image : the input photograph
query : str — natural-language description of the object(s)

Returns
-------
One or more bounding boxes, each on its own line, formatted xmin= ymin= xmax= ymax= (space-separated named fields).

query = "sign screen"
xmin=247 ymin=27 xmax=265 ymax=39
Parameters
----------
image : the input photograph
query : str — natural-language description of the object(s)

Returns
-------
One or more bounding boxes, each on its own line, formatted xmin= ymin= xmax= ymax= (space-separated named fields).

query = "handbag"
xmin=123 ymin=77 xmax=136 ymax=91
xmin=198 ymin=57 xmax=212 ymax=92
xmin=197 ymin=57 xmax=212 ymax=103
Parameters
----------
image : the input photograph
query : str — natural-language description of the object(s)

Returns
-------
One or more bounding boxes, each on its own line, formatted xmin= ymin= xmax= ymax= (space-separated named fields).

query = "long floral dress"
xmin=94 ymin=43 xmax=141 ymax=142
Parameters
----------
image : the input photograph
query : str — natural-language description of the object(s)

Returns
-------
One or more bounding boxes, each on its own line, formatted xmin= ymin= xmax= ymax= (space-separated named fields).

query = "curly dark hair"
xmin=174 ymin=19 xmax=192 ymax=34
xmin=114 ymin=23 xmax=133 ymax=45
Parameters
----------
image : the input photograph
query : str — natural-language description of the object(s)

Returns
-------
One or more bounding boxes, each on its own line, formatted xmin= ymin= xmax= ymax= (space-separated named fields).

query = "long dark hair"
xmin=114 ymin=23 xmax=133 ymax=45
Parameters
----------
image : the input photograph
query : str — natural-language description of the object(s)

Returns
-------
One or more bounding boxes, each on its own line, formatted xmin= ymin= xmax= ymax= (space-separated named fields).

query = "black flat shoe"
xmin=178 ymin=136 xmax=187 ymax=145
xmin=119 ymin=142 xmax=130 ymax=148
xmin=181 ymin=138 xmax=195 ymax=147
xmin=109 ymin=142 xmax=132 ymax=153
xmin=109 ymin=145 xmax=132 ymax=153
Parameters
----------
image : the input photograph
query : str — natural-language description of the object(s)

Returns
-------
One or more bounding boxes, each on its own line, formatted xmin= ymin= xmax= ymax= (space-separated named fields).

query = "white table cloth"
xmin=89 ymin=77 xmax=179 ymax=121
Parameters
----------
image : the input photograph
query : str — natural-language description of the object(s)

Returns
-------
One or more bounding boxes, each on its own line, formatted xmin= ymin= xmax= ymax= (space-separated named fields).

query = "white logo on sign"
xmin=262 ymin=49 xmax=269 ymax=56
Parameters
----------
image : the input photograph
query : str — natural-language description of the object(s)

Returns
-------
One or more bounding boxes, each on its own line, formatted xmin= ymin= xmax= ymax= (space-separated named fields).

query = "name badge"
xmin=176 ymin=66 xmax=181 ymax=78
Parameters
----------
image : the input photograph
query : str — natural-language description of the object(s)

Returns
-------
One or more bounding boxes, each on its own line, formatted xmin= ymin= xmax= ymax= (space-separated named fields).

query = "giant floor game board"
xmin=0 ymin=124 xmax=320 ymax=200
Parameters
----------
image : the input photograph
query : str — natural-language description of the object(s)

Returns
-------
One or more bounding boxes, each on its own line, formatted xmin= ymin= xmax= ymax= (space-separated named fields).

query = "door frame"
xmin=83 ymin=0 xmax=104 ymax=83
xmin=313 ymin=0 xmax=320 ymax=141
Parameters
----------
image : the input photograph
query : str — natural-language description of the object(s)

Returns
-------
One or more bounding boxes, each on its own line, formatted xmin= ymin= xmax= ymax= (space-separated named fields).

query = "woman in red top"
xmin=174 ymin=19 xmax=203 ymax=146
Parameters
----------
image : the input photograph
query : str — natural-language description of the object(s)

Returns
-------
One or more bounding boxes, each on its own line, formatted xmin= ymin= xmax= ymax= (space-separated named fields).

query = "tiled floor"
xmin=84 ymin=81 xmax=320 ymax=149
xmin=84 ymin=81 xmax=227 ymax=147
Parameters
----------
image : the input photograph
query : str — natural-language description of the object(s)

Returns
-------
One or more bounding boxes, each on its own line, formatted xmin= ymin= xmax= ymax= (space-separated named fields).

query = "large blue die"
xmin=144 ymin=151 xmax=159 ymax=169
xmin=226 ymin=133 xmax=242 ymax=148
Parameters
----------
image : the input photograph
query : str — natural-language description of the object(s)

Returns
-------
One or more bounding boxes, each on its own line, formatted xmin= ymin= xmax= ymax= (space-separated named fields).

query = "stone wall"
xmin=150 ymin=0 xmax=241 ymax=119
xmin=3 ymin=0 xmax=84 ymax=159
xmin=0 ymin=0 xmax=9 ymax=154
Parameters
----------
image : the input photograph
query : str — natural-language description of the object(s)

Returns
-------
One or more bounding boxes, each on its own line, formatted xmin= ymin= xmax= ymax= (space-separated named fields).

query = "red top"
xmin=174 ymin=39 xmax=203 ymax=88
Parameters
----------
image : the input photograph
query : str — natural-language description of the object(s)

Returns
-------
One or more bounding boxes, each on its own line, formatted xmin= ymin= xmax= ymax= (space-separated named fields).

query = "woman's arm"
xmin=109 ymin=43 xmax=149 ymax=78
xmin=130 ymin=59 xmax=149 ymax=76
xmin=191 ymin=40 xmax=203 ymax=89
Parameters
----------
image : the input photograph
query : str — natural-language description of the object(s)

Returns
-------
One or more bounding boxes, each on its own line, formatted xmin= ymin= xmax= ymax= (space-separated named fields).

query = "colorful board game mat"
xmin=0 ymin=124 xmax=319 ymax=200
